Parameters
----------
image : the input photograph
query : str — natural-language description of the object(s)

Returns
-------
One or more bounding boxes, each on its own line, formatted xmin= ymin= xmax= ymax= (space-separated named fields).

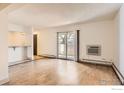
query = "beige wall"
xmin=114 ymin=4 xmax=124 ymax=77
xmin=37 ymin=20 xmax=116 ymax=63
xmin=0 ymin=12 xmax=8 ymax=84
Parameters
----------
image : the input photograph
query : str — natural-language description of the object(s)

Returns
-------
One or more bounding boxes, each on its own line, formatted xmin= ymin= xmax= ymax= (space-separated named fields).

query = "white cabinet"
xmin=8 ymin=46 xmax=32 ymax=66
xmin=8 ymin=30 xmax=33 ymax=66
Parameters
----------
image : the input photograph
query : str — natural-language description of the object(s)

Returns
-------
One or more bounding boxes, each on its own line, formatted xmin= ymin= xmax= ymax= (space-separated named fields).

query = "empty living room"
xmin=0 ymin=1 xmax=124 ymax=93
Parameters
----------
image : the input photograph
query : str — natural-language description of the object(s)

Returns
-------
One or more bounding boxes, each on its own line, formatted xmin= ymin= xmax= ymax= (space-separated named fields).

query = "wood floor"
xmin=33 ymin=55 xmax=44 ymax=60
xmin=5 ymin=59 xmax=121 ymax=85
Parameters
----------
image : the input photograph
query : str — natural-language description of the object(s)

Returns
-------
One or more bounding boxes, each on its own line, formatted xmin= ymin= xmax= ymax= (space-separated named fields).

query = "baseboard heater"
xmin=112 ymin=63 xmax=124 ymax=85
xmin=80 ymin=59 xmax=112 ymax=66
xmin=39 ymin=54 xmax=57 ymax=59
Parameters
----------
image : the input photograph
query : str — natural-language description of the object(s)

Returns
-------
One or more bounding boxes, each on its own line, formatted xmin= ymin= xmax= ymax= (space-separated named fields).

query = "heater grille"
xmin=87 ymin=45 xmax=101 ymax=56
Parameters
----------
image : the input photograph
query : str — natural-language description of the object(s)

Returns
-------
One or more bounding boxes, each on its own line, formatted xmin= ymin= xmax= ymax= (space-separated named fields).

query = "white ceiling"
xmin=8 ymin=3 xmax=121 ymax=28
xmin=0 ymin=3 xmax=10 ymax=11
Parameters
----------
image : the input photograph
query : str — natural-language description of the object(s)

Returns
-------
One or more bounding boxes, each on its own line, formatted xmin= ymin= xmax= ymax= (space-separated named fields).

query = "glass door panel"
xmin=67 ymin=32 xmax=75 ymax=60
xmin=58 ymin=32 xmax=67 ymax=59
xmin=57 ymin=32 xmax=76 ymax=60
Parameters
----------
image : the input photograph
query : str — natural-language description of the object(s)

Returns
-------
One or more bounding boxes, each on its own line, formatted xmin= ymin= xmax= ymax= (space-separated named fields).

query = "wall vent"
xmin=87 ymin=45 xmax=101 ymax=56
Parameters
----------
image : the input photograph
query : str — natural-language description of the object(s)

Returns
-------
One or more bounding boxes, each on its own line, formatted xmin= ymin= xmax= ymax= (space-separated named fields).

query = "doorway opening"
xmin=33 ymin=33 xmax=43 ymax=60
xmin=57 ymin=31 xmax=78 ymax=61
xmin=33 ymin=34 xmax=37 ymax=56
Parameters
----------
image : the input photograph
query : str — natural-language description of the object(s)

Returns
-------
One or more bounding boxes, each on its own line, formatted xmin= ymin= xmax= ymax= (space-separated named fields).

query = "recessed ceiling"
xmin=8 ymin=3 xmax=121 ymax=28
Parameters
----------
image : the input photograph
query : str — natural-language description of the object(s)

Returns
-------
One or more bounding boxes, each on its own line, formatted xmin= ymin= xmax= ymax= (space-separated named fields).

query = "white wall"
xmin=113 ymin=12 xmax=120 ymax=68
xmin=114 ymin=4 xmax=124 ymax=76
xmin=37 ymin=20 xmax=116 ymax=63
xmin=26 ymin=27 xmax=33 ymax=60
xmin=8 ymin=23 xmax=26 ymax=32
xmin=0 ymin=11 xmax=8 ymax=84
xmin=36 ymin=29 xmax=57 ymax=56
xmin=79 ymin=21 xmax=116 ymax=62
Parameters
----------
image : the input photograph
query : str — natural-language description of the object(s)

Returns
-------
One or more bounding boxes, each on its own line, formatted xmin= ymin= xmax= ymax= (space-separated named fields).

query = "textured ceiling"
xmin=8 ymin=3 xmax=121 ymax=28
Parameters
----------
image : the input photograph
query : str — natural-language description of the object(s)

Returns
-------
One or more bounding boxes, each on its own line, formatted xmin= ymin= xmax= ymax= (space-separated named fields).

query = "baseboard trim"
xmin=0 ymin=77 xmax=9 ymax=85
xmin=111 ymin=63 xmax=124 ymax=85
xmin=39 ymin=55 xmax=57 ymax=59
xmin=9 ymin=59 xmax=32 ymax=67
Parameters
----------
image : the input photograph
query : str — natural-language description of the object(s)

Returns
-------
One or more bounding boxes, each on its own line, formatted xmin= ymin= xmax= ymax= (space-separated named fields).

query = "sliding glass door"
xmin=57 ymin=32 xmax=67 ymax=59
xmin=67 ymin=32 xmax=75 ymax=60
xmin=57 ymin=32 xmax=75 ymax=60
